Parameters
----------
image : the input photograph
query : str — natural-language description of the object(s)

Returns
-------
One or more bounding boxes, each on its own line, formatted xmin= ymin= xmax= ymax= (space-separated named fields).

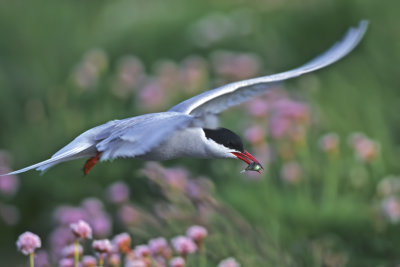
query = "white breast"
xmin=137 ymin=127 xmax=235 ymax=161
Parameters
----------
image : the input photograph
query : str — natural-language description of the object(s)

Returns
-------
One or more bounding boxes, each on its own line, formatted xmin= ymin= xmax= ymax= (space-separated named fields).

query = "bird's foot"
xmin=83 ymin=152 xmax=101 ymax=175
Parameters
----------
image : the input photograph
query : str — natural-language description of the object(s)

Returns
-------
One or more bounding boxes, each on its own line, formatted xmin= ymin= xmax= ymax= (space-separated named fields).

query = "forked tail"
xmin=0 ymin=146 xmax=97 ymax=176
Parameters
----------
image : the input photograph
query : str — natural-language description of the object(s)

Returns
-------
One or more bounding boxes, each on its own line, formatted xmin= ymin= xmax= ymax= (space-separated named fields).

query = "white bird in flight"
xmin=1 ymin=21 xmax=368 ymax=176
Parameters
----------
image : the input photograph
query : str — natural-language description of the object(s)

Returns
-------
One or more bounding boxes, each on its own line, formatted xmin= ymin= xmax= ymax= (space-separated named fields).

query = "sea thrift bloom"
xmin=186 ymin=225 xmax=208 ymax=244
xmin=82 ymin=255 xmax=97 ymax=267
xmin=148 ymin=237 xmax=169 ymax=255
xmin=155 ymin=60 xmax=181 ymax=91
xmin=269 ymin=115 xmax=292 ymax=139
xmin=53 ymin=206 xmax=88 ymax=225
xmin=81 ymin=198 xmax=104 ymax=215
xmin=16 ymin=231 xmax=41 ymax=255
xmin=280 ymin=161 xmax=302 ymax=184
xmin=113 ymin=56 xmax=145 ymax=98
xmin=352 ymin=136 xmax=379 ymax=163
xmin=319 ymin=133 xmax=340 ymax=155
xmin=92 ymin=239 xmax=112 ymax=254
xmin=107 ymin=182 xmax=130 ymax=204
xmin=171 ymin=236 xmax=197 ymax=256
xmin=244 ymin=126 xmax=265 ymax=144
xmin=125 ymin=259 xmax=147 ymax=267
xmin=218 ymin=257 xmax=241 ymax=267
xmin=0 ymin=172 xmax=19 ymax=196
xmin=169 ymin=256 xmax=185 ymax=267
xmin=59 ymin=258 xmax=75 ymax=267
xmin=165 ymin=168 xmax=189 ymax=191
xmin=274 ymin=99 xmax=310 ymax=123
xmin=113 ymin=233 xmax=132 ymax=254
xmin=70 ymin=220 xmax=92 ymax=240
xmin=135 ymin=245 xmax=151 ymax=258
xmin=180 ymin=55 xmax=208 ymax=93
xmin=246 ymin=98 xmax=269 ymax=118
xmin=90 ymin=213 xmax=112 ymax=237
xmin=118 ymin=204 xmax=140 ymax=226
xmin=138 ymin=80 xmax=165 ymax=110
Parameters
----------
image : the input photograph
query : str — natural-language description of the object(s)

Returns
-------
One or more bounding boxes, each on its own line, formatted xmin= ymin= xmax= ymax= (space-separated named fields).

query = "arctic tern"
xmin=1 ymin=21 xmax=368 ymax=176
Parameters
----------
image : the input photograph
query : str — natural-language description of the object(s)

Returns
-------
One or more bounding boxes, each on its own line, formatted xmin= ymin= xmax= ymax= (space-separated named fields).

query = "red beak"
xmin=231 ymin=150 xmax=264 ymax=173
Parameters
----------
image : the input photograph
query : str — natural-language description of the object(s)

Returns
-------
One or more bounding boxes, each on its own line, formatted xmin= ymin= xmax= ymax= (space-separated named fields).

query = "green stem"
xmin=29 ymin=252 xmax=34 ymax=267
xmin=74 ymin=240 xmax=79 ymax=267
xmin=99 ymin=254 xmax=104 ymax=267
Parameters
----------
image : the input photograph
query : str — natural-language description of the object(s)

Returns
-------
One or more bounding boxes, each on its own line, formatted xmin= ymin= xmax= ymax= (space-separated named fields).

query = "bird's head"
xmin=203 ymin=128 xmax=263 ymax=173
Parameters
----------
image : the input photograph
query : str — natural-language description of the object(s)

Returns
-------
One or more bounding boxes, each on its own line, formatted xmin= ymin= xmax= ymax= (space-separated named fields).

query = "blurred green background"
xmin=1 ymin=0 xmax=400 ymax=266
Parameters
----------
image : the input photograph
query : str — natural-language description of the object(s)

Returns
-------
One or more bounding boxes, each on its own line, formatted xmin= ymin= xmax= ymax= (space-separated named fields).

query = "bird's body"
xmin=1 ymin=21 xmax=368 ymax=176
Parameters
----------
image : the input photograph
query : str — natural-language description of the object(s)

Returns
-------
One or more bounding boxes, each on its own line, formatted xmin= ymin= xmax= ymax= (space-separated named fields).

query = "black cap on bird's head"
xmin=203 ymin=127 xmax=263 ymax=173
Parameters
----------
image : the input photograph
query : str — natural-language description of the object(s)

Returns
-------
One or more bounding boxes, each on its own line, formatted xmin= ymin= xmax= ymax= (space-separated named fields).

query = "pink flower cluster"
xmin=218 ymin=257 xmax=241 ymax=267
xmin=16 ymin=231 xmax=41 ymax=255
xmin=349 ymin=133 xmax=379 ymax=163
xmin=70 ymin=220 xmax=92 ymax=240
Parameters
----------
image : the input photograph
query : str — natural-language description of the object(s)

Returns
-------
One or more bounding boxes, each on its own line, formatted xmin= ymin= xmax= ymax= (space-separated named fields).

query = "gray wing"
xmin=96 ymin=112 xmax=195 ymax=160
xmin=169 ymin=20 xmax=368 ymax=116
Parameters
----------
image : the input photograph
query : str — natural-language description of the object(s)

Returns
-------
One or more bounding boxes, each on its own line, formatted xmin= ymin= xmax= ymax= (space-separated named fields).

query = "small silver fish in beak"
xmin=232 ymin=150 xmax=264 ymax=174
xmin=240 ymin=161 xmax=264 ymax=174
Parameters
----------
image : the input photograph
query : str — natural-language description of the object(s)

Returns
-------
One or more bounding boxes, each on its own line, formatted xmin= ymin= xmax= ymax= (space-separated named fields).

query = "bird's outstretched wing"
xmin=169 ymin=20 xmax=368 ymax=116
xmin=1 ymin=112 xmax=194 ymax=175
xmin=96 ymin=112 xmax=194 ymax=160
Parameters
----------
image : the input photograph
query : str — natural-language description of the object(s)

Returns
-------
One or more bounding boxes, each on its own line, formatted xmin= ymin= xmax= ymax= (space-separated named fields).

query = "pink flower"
xmin=244 ymin=126 xmax=265 ymax=144
xmin=280 ymin=162 xmax=302 ymax=184
xmin=113 ymin=233 xmax=132 ymax=253
xmin=118 ymin=204 xmax=140 ymax=226
xmin=90 ymin=213 xmax=112 ymax=237
xmin=246 ymin=98 xmax=269 ymax=118
xmin=0 ymin=171 xmax=19 ymax=196
xmin=165 ymin=168 xmax=189 ymax=191
xmin=180 ymin=56 xmax=208 ymax=93
xmin=148 ymin=237 xmax=169 ymax=255
xmin=351 ymin=135 xmax=379 ymax=163
xmin=218 ymin=257 xmax=241 ymax=267
xmin=70 ymin=220 xmax=92 ymax=240
xmin=81 ymin=198 xmax=104 ymax=215
xmin=107 ymin=182 xmax=130 ymax=204
xmin=59 ymin=258 xmax=78 ymax=267
xmin=169 ymin=256 xmax=185 ymax=267
xmin=135 ymin=245 xmax=151 ymax=258
xmin=273 ymin=99 xmax=309 ymax=122
xmin=138 ymin=80 xmax=166 ymax=110
xmin=125 ymin=259 xmax=147 ymax=267
xmin=16 ymin=231 xmax=41 ymax=255
xmin=112 ymin=56 xmax=146 ymax=98
xmin=186 ymin=225 xmax=208 ymax=243
xmin=92 ymin=239 xmax=112 ymax=254
xmin=82 ymin=255 xmax=97 ymax=267
xmin=319 ymin=133 xmax=340 ymax=155
xmin=171 ymin=236 xmax=197 ymax=256
xmin=53 ymin=206 xmax=88 ymax=225
xmin=269 ymin=115 xmax=292 ymax=139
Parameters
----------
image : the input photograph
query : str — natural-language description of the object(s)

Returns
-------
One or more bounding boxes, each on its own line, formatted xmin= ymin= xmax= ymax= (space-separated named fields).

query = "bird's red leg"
xmin=83 ymin=152 xmax=101 ymax=175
